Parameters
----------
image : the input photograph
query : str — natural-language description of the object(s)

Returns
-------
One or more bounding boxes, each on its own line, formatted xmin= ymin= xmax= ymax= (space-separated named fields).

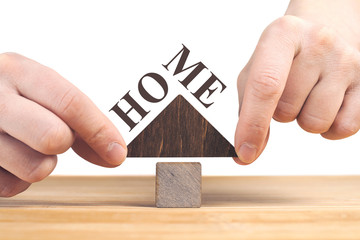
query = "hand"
xmin=235 ymin=0 xmax=360 ymax=165
xmin=0 ymin=53 xmax=127 ymax=197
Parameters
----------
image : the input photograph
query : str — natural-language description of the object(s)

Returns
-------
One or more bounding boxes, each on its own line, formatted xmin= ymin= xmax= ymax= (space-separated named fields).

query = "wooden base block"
xmin=156 ymin=162 xmax=201 ymax=208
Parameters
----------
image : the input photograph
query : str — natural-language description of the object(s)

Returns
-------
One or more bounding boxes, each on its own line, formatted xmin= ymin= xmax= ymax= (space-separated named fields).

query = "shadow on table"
xmin=0 ymin=176 xmax=302 ymax=208
xmin=0 ymin=200 xmax=154 ymax=208
xmin=0 ymin=190 xmax=296 ymax=208
xmin=202 ymin=191 xmax=296 ymax=207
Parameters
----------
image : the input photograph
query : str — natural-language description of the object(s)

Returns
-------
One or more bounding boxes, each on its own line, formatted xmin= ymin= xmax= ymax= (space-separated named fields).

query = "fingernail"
xmin=106 ymin=142 xmax=127 ymax=165
xmin=237 ymin=143 xmax=257 ymax=164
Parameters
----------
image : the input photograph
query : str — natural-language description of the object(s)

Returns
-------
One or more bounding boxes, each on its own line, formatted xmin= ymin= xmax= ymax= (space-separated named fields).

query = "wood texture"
xmin=1 ymin=176 xmax=360 ymax=240
xmin=127 ymin=95 xmax=237 ymax=157
xmin=156 ymin=162 xmax=201 ymax=208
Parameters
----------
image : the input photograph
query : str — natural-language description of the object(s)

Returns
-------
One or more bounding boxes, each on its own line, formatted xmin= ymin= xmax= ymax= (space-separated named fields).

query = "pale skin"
xmin=1 ymin=0 xmax=360 ymax=197
xmin=234 ymin=0 xmax=360 ymax=164
xmin=0 ymin=54 xmax=127 ymax=197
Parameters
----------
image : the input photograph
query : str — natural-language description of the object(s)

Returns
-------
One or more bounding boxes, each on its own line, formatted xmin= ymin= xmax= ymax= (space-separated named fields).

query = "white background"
xmin=0 ymin=0 xmax=359 ymax=176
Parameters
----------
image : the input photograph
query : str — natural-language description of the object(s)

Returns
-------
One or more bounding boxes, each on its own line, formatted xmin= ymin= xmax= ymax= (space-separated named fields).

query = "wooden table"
xmin=0 ymin=176 xmax=359 ymax=240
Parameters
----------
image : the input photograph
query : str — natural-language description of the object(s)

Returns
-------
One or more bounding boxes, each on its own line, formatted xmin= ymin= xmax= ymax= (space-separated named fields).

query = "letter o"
xmin=138 ymin=73 xmax=168 ymax=103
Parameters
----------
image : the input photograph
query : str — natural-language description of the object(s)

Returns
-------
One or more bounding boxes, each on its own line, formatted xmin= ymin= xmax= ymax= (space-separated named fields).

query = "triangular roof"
xmin=127 ymin=95 xmax=237 ymax=157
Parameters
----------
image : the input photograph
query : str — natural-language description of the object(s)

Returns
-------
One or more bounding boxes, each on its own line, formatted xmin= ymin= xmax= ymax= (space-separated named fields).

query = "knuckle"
xmin=297 ymin=112 xmax=331 ymax=133
xmin=335 ymin=48 xmax=360 ymax=81
xmin=86 ymin=124 xmax=109 ymax=145
xmin=244 ymin=119 xmax=268 ymax=135
xmin=26 ymin=155 xmax=57 ymax=183
xmin=38 ymin=123 xmax=73 ymax=154
xmin=0 ymin=52 xmax=18 ymax=63
xmin=269 ymin=16 xmax=300 ymax=32
xmin=306 ymin=26 xmax=337 ymax=57
xmin=313 ymin=26 xmax=337 ymax=48
xmin=251 ymin=70 xmax=283 ymax=100
xmin=0 ymin=52 xmax=22 ymax=75
xmin=56 ymin=87 xmax=81 ymax=118
xmin=333 ymin=120 xmax=359 ymax=138
xmin=265 ymin=15 xmax=301 ymax=39
xmin=273 ymin=100 xmax=298 ymax=122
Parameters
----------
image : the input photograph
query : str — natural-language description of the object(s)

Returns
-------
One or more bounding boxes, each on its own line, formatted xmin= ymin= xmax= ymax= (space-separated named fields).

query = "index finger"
xmin=235 ymin=16 xmax=302 ymax=164
xmin=10 ymin=54 xmax=127 ymax=166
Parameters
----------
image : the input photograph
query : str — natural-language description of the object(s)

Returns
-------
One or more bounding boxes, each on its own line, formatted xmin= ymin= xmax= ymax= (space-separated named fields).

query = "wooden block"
xmin=127 ymin=95 xmax=236 ymax=157
xmin=156 ymin=162 xmax=201 ymax=208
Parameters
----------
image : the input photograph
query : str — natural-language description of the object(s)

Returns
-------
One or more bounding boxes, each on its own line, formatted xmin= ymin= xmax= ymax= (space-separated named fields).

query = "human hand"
xmin=235 ymin=0 xmax=360 ymax=165
xmin=0 ymin=53 xmax=127 ymax=197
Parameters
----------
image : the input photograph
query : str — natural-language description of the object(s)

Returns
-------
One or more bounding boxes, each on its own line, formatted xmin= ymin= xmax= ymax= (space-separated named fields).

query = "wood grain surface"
xmin=156 ymin=162 xmax=201 ymax=208
xmin=0 ymin=176 xmax=360 ymax=240
xmin=127 ymin=95 xmax=237 ymax=157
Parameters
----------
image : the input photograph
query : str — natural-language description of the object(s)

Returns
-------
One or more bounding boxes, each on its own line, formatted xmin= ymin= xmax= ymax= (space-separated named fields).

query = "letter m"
xmin=162 ymin=44 xmax=207 ymax=88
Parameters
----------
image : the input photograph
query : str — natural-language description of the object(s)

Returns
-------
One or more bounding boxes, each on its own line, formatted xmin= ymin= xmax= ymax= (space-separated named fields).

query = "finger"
xmin=273 ymin=53 xmax=320 ymax=122
xmin=71 ymin=134 xmax=119 ymax=168
xmin=297 ymin=73 xmax=349 ymax=134
xmin=0 ymin=167 xmax=31 ymax=198
xmin=0 ymin=133 xmax=57 ymax=183
xmin=322 ymin=86 xmax=360 ymax=139
xmin=237 ymin=53 xmax=255 ymax=114
xmin=235 ymin=16 xmax=302 ymax=164
xmin=233 ymin=127 xmax=270 ymax=165
xmin=0 ymin=93 xmax=74 ymax=155
xmin=2 ymin=53 xmax=127 ymax=166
